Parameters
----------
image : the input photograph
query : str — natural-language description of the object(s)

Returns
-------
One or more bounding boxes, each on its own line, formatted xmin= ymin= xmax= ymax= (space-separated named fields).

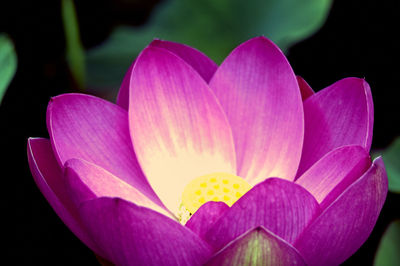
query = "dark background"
xmin=1 ymin=0 xmax=399 ymax=265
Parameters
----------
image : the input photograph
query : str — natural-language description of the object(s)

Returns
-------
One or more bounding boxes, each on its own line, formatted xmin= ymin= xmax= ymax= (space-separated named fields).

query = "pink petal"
xmin=186 ymin=201 xmax=229 ymax=240
xmin=296 ymin=145 xmax=371 ymax=209
xmin=296 ymin=75 xmax=314 ymax=101
xmin=150 ymin=39 xmax=218 ymax=83
xmin=129 ymin=47 xmax=236 ymax=213
xmin=116 ymin=61 xmax=134 ymax=110
xmin=47 ymin=93 xmax=161 ymax=205
xmin=64 ymin=158 xmax=174 ymax=219
xmin=79 ymin=197 xmax=212 ymax=266
xmin=27 ymin=138 xmax=102 ymax=256
xmin=297 ymin=77 xmax=374 ymax=176
xmin=294 ymin=157 xmax=388 ymax=265
xmin=204 ymin=178 xmax=321 ymax=251
xmin=205 ymin=227 xmax=306 ymax=266
xmin=117 ymin=40 xmax=218 ymax=110
xmin=209 ymin=37 xmax=304 ymax=183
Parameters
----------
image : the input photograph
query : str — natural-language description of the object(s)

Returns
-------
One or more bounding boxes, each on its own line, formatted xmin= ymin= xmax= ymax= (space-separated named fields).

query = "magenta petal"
xmin=205 ymin=227 xmax=306 ymax=266
xmin=117 ymin=40 xmax=218 ymax=110
xmin=209 ymin=37 xmax=304 ymax=183
xmin=129 ymin=47 xmax=236 ymax=213
xmin=79 ymin=197 xmax=212 ymax=266
xmin=294 ymin=157 xmax=388 ymax=265
xmin=150 ymin=39 xmax=218 ymax=83
xmin=47 ymin=93 xmax=161 ymax=205
xmin=296 ymin=145 xmax=371 ymax=209
xmin=186 ymin=201 xmax=229 ymax=240
xmin=296 ymin=76 xmax=314 ymax=101
xmin=116 ymin=61 xmax=134 ymax=110
xmin=64 ymin=158 xmax=173 ymax=218
xmin=27 ymin=138 xmax=102 ymax=256
xmin=205 ymin=178 xmax=320 ymax=251
xmin=297 ymin=77 xmax=374 ymax=176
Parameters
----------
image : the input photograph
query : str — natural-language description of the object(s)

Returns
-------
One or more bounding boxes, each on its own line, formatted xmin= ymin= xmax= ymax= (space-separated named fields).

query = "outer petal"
xmin=129 ymin=47 xmax=236 ymax=213
xmin=205 ymin=178 xmax=321 ymax=251
xmin=296 ymin=145 xmax=371 ymax=209
xmin=27 ymin=138 xmax=102 ymax=256
xmin=117 ymin=40 xmax=218 ymax=110
xmin=79 ymin=197 xmax=212 ymax=266
xmin=296 ymin=76 xmax=314 ymax=101
xmin=297 ymin=77 xmax=374 ymax=176
xmin=186 ymin=201 xmax=229 ymax=240
xmin=209 ymin=37 xmax=304 ymax=183
xmin=64 ymin=158 xmax=174 ymax=219
xmin=294 ymin=157 xmax=388 ymax=266
xmin=205 ymin=227 xmax=306 ymax=266
xmin=47 ymin=93 xmax=161 ymax=205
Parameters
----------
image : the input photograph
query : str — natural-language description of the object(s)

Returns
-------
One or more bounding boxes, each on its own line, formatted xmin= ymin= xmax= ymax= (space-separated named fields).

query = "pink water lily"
xmin=27 ymin=37 xmax=388 ymax=265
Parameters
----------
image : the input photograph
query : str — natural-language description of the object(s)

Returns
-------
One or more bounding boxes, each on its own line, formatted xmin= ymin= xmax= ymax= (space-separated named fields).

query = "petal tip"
xmin=237 ymin=36 xmax=284 ymax=53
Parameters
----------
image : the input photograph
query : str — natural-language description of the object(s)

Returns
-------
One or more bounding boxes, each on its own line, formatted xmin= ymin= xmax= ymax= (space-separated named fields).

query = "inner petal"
xmin=179 ymin=173 xmax=251 ymax=224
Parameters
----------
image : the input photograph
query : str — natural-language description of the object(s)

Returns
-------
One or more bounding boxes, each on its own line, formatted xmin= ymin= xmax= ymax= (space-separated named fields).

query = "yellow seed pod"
xmin=181 ymin=172 xmax=252 ymax=215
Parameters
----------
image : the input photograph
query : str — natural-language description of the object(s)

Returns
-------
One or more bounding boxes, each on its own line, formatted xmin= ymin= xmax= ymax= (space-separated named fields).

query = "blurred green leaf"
xmin=0 ymin=34 xmax=17 ymax=103
xmin=374 ymin=220 xmax=400 ymax=266
xmin=375 ymin=137 xmax=400 ymax=193
xmin=86 ymin=0 xmax=332 ymax=90
xmin=62 ymin=0 xmax=85 ymax=89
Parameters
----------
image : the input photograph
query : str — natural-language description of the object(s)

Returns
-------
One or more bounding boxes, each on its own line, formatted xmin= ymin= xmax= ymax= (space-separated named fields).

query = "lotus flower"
xmin=27 ymin=37 xmax=388 ymax=265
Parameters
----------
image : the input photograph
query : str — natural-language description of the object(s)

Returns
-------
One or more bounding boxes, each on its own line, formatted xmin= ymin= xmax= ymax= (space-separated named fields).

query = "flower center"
xmin=178 ymin=172 xmax=252 ymax=224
